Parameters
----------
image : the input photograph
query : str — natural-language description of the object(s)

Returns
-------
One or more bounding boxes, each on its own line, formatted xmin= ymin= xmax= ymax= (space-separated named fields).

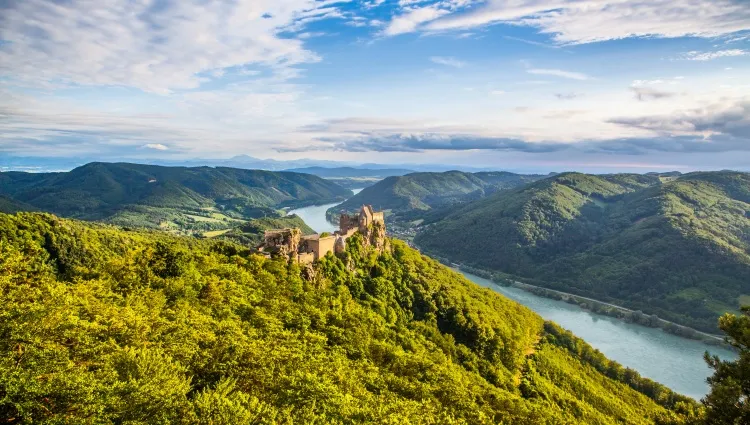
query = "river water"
xmin=287 ymin=188 xmax=363 ymax=233
xmin=288 ymin=192 xmax=736 ymax=400
xmin=460 ymin=270 xmax=735 ymax=400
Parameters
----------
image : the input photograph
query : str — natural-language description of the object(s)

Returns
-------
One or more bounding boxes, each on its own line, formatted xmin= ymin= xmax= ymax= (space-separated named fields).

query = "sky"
xmin=1 ymin=0 xmax=750 ymax=173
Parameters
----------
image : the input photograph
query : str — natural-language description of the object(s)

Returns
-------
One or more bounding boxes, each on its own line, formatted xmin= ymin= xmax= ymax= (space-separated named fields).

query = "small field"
xmin=203 ymin=229 xmax=231 ymax=238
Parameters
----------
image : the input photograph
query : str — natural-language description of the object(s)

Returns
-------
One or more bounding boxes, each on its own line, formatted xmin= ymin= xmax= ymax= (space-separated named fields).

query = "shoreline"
xmin=414 ymin=246 xmax=730 ymax=349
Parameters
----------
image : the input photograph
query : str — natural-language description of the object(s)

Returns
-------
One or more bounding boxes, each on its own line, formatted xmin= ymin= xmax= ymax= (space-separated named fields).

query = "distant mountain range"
xmin=283 ymin=166 xmax=415 ymax=178
xmin=286 ymin=166 xmax=418 ymax=190
xmin=416 ymin=171 xmax=750 ymax=333
xmin=0 ymin=154 xmax=518 ymax=174
xmin=0 ymin=162 xmax=351 ymax=233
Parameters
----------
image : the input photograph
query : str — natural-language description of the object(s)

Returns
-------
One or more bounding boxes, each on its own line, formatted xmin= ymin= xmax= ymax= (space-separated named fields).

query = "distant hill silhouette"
xmin=285 ymin=166 xmax=414 ymax=178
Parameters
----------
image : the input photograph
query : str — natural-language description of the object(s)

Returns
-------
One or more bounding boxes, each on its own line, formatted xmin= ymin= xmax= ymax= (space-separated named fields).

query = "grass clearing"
xmin=203 ymin=229 xmax=231 ymax=238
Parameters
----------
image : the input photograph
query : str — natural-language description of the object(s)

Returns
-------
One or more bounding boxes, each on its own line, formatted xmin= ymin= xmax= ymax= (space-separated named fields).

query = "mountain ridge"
xmin=329 ymin=170 xmax=547 ymax=217
xmin=0 ymin=162 xmax=352 ymax=232
xmin=415 ymin=171 xmax=750 ymax=333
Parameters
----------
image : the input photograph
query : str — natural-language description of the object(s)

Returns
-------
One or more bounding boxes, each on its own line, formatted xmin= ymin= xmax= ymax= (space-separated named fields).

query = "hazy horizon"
xmin=2 ymin=153 xmax=748 ymax=176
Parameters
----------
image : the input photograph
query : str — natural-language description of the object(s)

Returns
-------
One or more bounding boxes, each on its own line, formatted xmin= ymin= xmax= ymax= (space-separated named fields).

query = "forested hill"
xmin=0 ymin=212 xmax=693 ymax=423
xmin=0 ymin=162 xmax=351 ymax=232
xmin=329 ymin=170 xmax=545 ymax=215
xmin=0 ymin=195 xmax=34 ymax=214
xmin=416 ymin=171 xmax=750 ymax=333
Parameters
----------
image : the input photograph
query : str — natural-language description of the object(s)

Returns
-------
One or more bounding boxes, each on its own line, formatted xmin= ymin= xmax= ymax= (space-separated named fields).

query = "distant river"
xmin=287 ymin=188 xmax=363 ymax=233
xmin=287 ymin=190 xmax=736 ymax=400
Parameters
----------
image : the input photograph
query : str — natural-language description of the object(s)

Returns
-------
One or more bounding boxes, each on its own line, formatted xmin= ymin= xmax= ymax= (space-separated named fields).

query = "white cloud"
xmin=610 ymin=98 xmax=750 ymax=141
xmin=0 ymin=0 xmax=344 ymax=93
xmin=632 ymin=77 xmax=684 ymax=86
xmin=383 ymin=0 xmax=750 ymax=44
xmin=681 ymin=49 xmax=749 ymax=61
xmin=528 ymin=68 xmax=590 ymax=81
xmin=143 ymin=143 xmax=169 ymax=151
xmin=364 ymin=0 xmax=387 ymax=9
xmin=724 ymin=34 xmax=750 ymax=43
xmin=383 ymin=5 xmax=450 ymax=36
xmin=0 ymin=76 xmax=319 ymax=157
xmin=490 ymin=90 xmax=506 ymax=95
xmin=429 ymin=56 xmax=466 ymax=68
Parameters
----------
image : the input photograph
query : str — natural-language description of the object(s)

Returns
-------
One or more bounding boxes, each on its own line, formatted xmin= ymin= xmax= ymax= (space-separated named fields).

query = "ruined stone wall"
xmin=297 ymin=252 xmax=315 ymax=264
xmin=339 ymin=214 xmax=358 ymax=235
xmin=314 ymin=235 xmax=336 ymax=259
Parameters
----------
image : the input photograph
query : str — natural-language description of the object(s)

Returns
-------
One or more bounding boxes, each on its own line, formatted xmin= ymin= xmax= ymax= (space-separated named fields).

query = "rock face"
xmin=363 ymin=220 xmax=386 ymax=251
xmin=340 ymin=205 xmax=386 ymax=251
xmin=263 ymin=228 xmax=301 ymax=258
xmin=334 ymin=236 xmax=346 ymax=254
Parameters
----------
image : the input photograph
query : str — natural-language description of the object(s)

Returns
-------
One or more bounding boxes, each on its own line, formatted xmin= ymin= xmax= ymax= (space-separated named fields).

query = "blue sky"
xmin=1 ymin=0 xmax=749 ymax=172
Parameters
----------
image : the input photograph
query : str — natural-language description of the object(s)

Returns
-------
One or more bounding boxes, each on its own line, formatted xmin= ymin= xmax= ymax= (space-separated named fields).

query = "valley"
xmin=0 ymin=162 xmax=352 ymax=236
xmin=1 ymin=164 xmax=747 ymax=423
xmin=347 ymin=170 xmax=750 ymax=335
xmin=290 ymin=198 xmax=737 ymax=400
xmin=5 ymin=2 xmax=750 ymax=422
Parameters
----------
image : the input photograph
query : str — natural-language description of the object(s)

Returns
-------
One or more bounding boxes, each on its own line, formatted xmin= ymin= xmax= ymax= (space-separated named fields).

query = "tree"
xmin=702 ymin=306 xmax=750 ymax=425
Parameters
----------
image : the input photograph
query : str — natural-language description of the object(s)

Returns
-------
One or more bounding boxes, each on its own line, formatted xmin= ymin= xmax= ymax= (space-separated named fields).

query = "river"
xmin=287 ymin=192 xmax=736 ymax=400
xmin=287 ymin=188 xmax=363 ymax=233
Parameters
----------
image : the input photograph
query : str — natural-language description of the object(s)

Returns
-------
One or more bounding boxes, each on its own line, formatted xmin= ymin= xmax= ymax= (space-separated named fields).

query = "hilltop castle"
xmin=262 ymin=205 xmax=385 ymax=264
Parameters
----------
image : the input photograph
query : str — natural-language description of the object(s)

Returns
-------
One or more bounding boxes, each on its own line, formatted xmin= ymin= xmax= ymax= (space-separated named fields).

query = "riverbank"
xmin=417 ymin=247 xmax=729 ymax=348
xmin=286 ymin=201 xmax=736 ymax=398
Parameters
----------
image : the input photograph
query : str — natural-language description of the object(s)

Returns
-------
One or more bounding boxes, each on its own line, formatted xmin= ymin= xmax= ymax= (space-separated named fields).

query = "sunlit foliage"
xmin=0 ymin=212 xmax=690 ymax=423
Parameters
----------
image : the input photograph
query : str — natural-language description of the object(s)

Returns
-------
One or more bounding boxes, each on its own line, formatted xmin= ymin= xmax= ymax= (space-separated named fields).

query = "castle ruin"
xmin=262 ymin=205 xmax=386 ymax=264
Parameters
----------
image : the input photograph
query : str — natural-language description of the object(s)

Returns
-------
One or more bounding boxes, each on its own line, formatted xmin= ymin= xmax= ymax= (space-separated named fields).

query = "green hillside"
xmin=219 ymin=214 xmax=316 ymax=246
xmin=0 ymin=194 xmax=35 ymax=213
xmin=328 ymin=170 xmax=545 ymax=217
xmin=0 ymin=162 xmax=351 ymax=233
xmin=416 ymin=171 xmax=750 ymax=333
xmin=0 ymin=212 xmax=692 ymax=424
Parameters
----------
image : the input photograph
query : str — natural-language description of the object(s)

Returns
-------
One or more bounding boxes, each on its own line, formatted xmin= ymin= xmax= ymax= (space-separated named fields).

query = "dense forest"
xmin=329 ymin=170 xmax=546 ymax=218
xmin=416 ymin=171 xmax=750 ymax=333
xmin=0 ymin=212 xmax=700 ymax=424
xmin=0 ymin=163 xmax=351 ymax=234
xmin=217 ymin=215 xmax=316 ymax=246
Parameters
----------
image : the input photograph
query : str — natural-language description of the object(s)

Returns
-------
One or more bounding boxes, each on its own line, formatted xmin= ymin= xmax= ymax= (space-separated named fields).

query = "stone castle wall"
xmin=312 ymin=235 xmax=336 ymax=260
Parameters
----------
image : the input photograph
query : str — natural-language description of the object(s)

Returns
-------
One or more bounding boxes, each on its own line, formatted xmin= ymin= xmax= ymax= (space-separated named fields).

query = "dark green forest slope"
xmin=416 ymin=171 xmax=750 ymax=333
xmin=0 ymin=162 xmax=351 ymax=233
xmin=0 ymin=195 xmax=34 ymax=214
xmin=0 ymin=212 xmax=693 ymax=424
xmin=329 ymin=170 xmax=545 ymax=217
xmin=218 ymin=214 xmax=316 ymax=246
